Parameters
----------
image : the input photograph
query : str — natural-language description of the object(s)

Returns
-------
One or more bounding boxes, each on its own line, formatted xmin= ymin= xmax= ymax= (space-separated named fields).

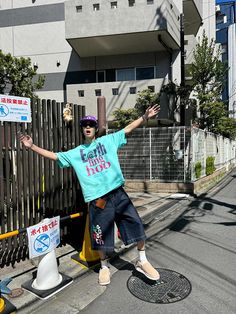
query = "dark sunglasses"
xmin=81 ymin=121 xmax=97 ymax=127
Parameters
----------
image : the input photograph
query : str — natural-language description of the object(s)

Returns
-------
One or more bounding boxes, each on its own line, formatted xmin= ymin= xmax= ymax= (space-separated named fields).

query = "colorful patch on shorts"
xmin=92 ymin=224 xmax=104 ymax=245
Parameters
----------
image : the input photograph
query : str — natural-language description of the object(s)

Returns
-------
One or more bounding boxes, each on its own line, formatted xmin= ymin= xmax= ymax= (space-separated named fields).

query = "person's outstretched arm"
xmin=124 ymin=104 xmax=160 ymax=134
xmin=19 ymin=134 xmax=57 ymax=161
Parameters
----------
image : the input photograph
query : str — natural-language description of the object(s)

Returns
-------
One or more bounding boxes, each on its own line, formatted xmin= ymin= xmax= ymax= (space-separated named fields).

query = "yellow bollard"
xmin=0 ymin=297 xmax=5 ymax=313
xmin=0 ymin=296 xmax=16 ymax=314
xmin=71 ymin=212 xmax=100 ymax=268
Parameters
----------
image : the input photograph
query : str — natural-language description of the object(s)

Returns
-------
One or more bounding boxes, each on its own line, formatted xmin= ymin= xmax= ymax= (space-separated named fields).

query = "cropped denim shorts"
xmin=89 ymin=186 xmax=146 ymax=251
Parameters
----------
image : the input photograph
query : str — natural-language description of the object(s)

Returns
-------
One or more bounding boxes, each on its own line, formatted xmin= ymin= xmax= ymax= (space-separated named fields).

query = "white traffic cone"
xmin=32 ymin=249 xmax=62 ymax=290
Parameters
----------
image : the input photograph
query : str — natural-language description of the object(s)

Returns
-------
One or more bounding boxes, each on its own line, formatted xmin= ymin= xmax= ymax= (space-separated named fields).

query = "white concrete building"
xmin=0 ymin=0 xmax=208 ymax=122
xmin=228 ymin=23 xmax=236 ymax=118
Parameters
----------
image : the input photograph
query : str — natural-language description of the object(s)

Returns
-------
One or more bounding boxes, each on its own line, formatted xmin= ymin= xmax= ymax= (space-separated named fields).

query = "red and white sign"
xmin=27 ymin=216 xmax=60 ymax=259
xmin=0 ymin=94 xmax=31 ymax=122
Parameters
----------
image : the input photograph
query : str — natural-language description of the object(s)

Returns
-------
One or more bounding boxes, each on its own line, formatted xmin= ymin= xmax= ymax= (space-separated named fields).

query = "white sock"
xmin=138 ymin=249 xmax=147 ymax=263
xmin=101 ymin=259 xmax=109 ymax=269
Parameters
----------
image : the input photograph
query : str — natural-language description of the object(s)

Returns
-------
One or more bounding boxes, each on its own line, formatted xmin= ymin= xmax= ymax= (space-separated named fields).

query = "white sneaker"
xmin=135 ymin=260 xmax=160 ymax=281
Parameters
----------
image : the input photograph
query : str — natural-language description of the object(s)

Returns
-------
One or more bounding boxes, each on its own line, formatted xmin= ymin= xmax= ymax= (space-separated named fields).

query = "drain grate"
xmin=127 ymin=268 xmax=191 ymax=304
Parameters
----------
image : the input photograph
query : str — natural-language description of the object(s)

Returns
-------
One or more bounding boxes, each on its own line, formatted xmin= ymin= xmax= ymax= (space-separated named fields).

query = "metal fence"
xmin=191 ymin=128 xmax=236 ymax=180
xmin=0 ymin=99 xmax=86 ymax=267
xmin=119 ymin=126 xmax=236 ymax=182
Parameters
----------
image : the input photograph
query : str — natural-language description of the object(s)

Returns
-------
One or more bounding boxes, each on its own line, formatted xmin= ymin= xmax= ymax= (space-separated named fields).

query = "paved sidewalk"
xmin=1 ymin=192 xmax=192 ymax=313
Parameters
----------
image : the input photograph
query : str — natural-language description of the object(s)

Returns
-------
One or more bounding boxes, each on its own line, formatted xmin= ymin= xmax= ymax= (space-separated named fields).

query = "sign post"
xmin=0 ymin=94 xmax=31 ymax=123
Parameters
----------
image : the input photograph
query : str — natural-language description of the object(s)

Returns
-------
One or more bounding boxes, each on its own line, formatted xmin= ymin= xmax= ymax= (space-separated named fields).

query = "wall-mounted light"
xmin=33 ymin=62 xmax=38 ymax=70
xmin=56 ymin=60 xmax=61 ymax=67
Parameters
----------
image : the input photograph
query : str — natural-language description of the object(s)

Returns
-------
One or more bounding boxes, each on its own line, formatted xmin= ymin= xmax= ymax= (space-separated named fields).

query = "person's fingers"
xmin=152 ymin=104 xmax=160 ymax=111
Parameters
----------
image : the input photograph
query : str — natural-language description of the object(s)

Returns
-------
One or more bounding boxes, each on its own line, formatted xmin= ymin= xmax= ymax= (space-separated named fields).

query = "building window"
xmin=147 ymin=0 xmax=153 ymax=4
xmin=111 ymin=1 xmax=117 ymax=9
xmin=95 ymin=89 xmax=102 ymax=96
xmin=93 ymin=3 xmax=100 ymax=11
xmin=130 ymin=87 xmax=136 ymax=94
xmin=116 ymin=68 xmax=135 ymax=81
xmin=78 ymin=90 xmax=84 ymax=97
xmin=136 ymin=67 xmax=155 ymax=80
xmin=128 ymin=0 xmax=135 ymax=7
xmin=148 ymin=86 xmax=155 ymax=92
xmin=76 ymin=5 xmax=82 ymax=12
xmin=221 ymin=44 xmax=227 ymax=53
xmin=112 ymin=88 xmax=119 ymax=95
xmin=96 ymin=71 xmax=106 ymax=82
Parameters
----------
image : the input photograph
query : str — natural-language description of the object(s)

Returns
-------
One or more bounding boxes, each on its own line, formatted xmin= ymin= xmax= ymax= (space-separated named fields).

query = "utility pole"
xmin=180 ymin=13 xmax=185 ymax=126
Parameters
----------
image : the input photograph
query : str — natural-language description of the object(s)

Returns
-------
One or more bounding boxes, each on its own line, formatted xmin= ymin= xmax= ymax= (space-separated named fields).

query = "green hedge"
xmin=206 ymin=156 xmax=216 ymax=176
xmin=194 ymin=161 xmax=202 ymax=179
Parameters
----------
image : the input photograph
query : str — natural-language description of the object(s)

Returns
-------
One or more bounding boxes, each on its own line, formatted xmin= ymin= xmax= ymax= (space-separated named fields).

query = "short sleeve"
xmin=56 ymin=151 xmax=72 ymax=168
xmin=106 ymin=129 xmax=127 ymax=148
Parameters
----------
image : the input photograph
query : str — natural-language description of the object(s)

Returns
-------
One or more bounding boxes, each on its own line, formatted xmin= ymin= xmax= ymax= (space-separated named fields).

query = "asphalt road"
xmin=80 ymin=171 xmax=236 ymax=314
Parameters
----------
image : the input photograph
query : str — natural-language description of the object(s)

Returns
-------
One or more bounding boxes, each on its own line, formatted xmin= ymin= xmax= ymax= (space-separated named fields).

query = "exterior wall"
xmin=0 ymin=2 xmax=77 ymax=102
xmin=67 ymin=78 xmax=168 ymax=118
xmin=0 ymin=0 xmax=213 ymax=123
xmin=216 ymin=1 xmax=236 ymax=104
xmin=66 ymin=51 xmax=171 ymax=118
xmin=0 ymin=0 xmax=65 ymax=9
xmin=65 ymin=0 xmax=181 ymax=45
xmin=201 ymin=0 xmax=216 ymax=40
xmin=228 ymin=23 xmax=236 ymax=118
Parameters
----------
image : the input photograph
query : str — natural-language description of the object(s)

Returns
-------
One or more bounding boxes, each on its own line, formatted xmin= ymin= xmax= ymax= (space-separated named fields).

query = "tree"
xmin=134 ymin=89 xmax=160 ymax=116
xmin=217 ymin=116 xmax=236 ymax=139
xmin=190 ymin=31 xmax=228 ymax=105
xmin=189 ymin=31 xmax=236 ymax=139
xmin=112 ymin=89 xmax=159 ymax=128
xmin=0 ymin=50 xmax=45 ymax=99
xmin=190 ymin=31 xmax=228 ymax=129
xmin=112 ymin=108 xmax=139 ymax=129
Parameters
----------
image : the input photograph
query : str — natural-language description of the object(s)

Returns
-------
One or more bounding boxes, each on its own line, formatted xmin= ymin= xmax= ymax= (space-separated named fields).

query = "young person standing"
xmin=19 ymin=105 xmax=160 ymax=286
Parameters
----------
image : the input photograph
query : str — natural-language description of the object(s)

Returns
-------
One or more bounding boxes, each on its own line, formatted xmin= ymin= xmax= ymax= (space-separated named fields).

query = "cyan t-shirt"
xmin=56 ymin=129 xmax=127 ymax=202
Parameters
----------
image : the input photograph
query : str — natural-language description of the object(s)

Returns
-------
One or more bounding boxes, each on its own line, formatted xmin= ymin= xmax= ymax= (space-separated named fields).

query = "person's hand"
xmin=18 ymin=133 xmax=33 ymax=149
xmin=143 ymin=104 xmax=160 ymax=120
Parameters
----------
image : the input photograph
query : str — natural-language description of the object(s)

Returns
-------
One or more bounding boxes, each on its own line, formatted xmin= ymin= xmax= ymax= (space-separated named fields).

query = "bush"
xmin=206 ymin=156 xmax=215 ymax=176
xmin=194 ymin=161 xmax=202 ymax=179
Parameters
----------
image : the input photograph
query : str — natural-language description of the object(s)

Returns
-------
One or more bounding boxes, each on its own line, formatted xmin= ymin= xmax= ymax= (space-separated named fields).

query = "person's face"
xmin=82 ymin=122 xmax=97 ymax=140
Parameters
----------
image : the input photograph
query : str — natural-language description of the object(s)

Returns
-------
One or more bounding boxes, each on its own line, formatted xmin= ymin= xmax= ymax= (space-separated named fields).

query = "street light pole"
xmin=180 ymin=13 xmax=185 ymax=126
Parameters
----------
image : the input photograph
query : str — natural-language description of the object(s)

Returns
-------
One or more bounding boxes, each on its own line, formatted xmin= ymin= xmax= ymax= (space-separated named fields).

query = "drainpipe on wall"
xmin=158 ymin=34 xmax=173 ymax=82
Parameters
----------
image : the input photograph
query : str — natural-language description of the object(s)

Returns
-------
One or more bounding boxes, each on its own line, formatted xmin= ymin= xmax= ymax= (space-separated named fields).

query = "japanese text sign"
xmin=27 ymin=216 xmax=60 ymax=259
xmin=0 ymin=94 xmax=31 ymax=122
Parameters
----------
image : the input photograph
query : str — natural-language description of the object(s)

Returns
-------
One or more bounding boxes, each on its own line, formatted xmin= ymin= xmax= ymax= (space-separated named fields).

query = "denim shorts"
xmin=89 ymin=186 xmax=146 ymax=251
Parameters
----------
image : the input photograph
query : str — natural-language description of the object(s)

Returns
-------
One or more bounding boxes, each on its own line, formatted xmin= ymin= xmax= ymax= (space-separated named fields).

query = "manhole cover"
xmin=127 ymin=268 xmax=191 ymax=304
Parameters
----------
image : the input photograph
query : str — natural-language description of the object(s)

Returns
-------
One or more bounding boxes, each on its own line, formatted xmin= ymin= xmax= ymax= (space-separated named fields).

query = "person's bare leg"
xmin=98 ymin=250 xmax=106 ymax=261
xmin=137 ymin=240 xmax=145 ymax=251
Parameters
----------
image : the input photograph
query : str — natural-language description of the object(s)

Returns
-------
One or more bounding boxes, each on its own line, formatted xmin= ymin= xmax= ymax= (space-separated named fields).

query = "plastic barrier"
xmin=0 ymin=212 xmax=83 ymax=300
xmin=21 ymin=248 xmax=73 ymax=299
xmin=71 ymin=213 xmax=100 ymax=267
